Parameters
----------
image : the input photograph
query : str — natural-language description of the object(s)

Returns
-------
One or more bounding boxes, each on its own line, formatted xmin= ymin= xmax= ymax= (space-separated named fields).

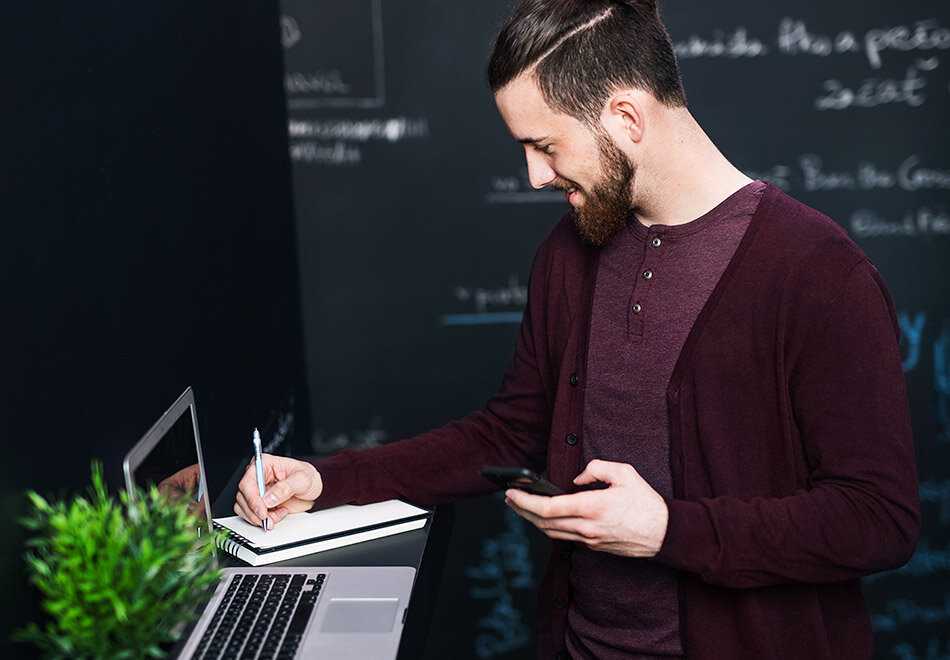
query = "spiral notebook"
xmin=211 ymin=500 xmax=430 ymax=566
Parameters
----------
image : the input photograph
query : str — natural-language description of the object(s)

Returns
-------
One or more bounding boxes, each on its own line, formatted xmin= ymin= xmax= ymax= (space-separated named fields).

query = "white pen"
xmin=253 ymin=428 xmax=269 ymax=531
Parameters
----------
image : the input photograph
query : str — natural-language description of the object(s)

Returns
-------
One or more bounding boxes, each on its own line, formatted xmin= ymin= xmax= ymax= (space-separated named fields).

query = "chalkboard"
xmin=280 ymin=1 xmax=950 ymax=658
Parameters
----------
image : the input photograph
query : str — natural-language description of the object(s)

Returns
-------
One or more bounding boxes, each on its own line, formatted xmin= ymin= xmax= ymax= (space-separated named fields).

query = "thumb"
xmin=573 ymin=459 xmax=619 ymax=486
xmin=263 ymin=469 xmax=312 ymax=508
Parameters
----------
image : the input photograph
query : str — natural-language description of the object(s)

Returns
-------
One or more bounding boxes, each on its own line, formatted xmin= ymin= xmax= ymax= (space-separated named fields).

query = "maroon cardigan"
xmin=308 ymin=182 xmax=920 ymax=659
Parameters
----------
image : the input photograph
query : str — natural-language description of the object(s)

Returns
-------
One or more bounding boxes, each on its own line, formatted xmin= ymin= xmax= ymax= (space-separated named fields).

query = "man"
xmin=234 ymin=1 xmax=920 ymax=658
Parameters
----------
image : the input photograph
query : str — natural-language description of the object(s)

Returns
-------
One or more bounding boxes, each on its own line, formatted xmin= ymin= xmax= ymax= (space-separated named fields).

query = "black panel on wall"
xmin=3 ymin=1 xmax=307 ymax=655
xmin=281 ymin=1 xmax=949 ymax=659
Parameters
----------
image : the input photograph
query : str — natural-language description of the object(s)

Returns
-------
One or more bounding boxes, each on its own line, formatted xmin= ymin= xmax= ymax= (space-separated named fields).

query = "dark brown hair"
xmin=487 ymin=0 xmax=686 ymax=123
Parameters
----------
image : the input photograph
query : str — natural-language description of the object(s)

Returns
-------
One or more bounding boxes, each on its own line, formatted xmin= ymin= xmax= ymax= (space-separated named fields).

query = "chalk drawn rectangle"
xmin=281 ymin=0 xmax=385 ymax=109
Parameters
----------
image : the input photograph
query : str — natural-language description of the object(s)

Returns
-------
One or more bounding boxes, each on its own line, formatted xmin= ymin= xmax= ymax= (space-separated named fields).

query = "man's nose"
xmin=525 ymin=151 xmax=556 ymax=190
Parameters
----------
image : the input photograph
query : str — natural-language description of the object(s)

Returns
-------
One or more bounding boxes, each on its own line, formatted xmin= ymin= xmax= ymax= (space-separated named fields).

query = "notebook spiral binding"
xmin=213 ymin=520 xmax=253 ymax=556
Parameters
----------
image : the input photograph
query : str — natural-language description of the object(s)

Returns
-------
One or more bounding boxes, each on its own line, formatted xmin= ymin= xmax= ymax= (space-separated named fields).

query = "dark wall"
xmin=3 ymin=1 xmax=307 ymax=654
xmin=281 ymin=1 xmax=949 ymax=658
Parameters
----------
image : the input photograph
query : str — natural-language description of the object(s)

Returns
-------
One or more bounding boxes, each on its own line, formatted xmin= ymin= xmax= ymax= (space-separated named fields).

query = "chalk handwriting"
xmin=282 ymin=0 xmax=385 ymax=109
xmin=454 ymin=276 xmax=528 ymax=314
xmin=263 ymin=408 xmax=295 ymax=454
xmin=741 ymin=165 xmax=792 ymax=190
xmin=935 ymin=325 xmax=950 ymax=441
xmin=289 ymin=141 xmax=361 ymax=165
xmin=466 ymin=493 xmax=535 ymax=658
xmin=288 ymin=118 xmax=429 ymax=142
xmin=919 ymin=479 xmax=950 ymax=525
xmin=850 ymin=208 xmax=950 ymax=238
xmin=285 ymin=70 xmax=351 ymax=95
xmin=674 ymin=28 xmax=768 ymax=59
xmin=899 ymin=311 xmax=927 ymax=372
xmin=873 ymin=595 xmax=950 ymax=632
xmin=863 ymin=19 xmax=950 ymax=70
xmin=803 ymin=154 xmax=950 ymax=191
xmin=310 ymin=416 xmax=387 ymax=453
xmin=674 ymin=18 xmax=950 ymax=69
xmin=287 ymin=118 xmax=428 ymax=166
xmin=747 ymin=155 xmax=950 ymax=194
xmin=280 ymin=15 xmax=302 ymax=49
xmin=486 ymin=172 xmax=564 ymax=204
xmin=864 ymin=540 xmax=950 ymax=582
xmin=815 ymin=61 xmax=932 ymax=110
xmin=777 ymin=19 xmax=862 ymax=58
xmin=779 ymin=18 xmax=950 ymax=69
xmin=893 ymin=637 xmax=950 ymax=660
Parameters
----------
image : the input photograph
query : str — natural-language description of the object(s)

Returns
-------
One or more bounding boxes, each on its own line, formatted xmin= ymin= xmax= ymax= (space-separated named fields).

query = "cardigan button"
xmin=566 ymin=433 xmax=578 ymax=446
xmin=569 ymin=373 xmax=578 ymax=386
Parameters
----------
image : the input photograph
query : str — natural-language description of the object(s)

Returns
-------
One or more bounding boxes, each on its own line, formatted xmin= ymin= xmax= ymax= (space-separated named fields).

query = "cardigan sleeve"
xmin=654 ymin=257 xmax=920 ymax=587
xmin=301 ymin=241 xmax=555 ymax=511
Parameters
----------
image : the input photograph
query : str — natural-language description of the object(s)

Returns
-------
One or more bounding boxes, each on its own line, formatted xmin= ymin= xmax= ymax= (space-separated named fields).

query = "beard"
xmin=562 ymin=129 xmax=635 ymax=247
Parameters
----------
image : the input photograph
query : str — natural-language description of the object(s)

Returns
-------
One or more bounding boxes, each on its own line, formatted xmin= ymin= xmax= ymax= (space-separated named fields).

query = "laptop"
xmin=123 ymin=387 xmax=416 ymax=660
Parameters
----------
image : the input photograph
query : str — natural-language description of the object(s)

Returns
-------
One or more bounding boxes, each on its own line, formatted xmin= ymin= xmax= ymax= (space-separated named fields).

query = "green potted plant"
xmin=15 ymin=462 xmax=222 ymax=658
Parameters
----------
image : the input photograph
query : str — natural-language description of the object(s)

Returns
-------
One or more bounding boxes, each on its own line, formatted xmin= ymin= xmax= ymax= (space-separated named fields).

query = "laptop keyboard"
xmin=193 ymin=572 xmax=325 ymax=660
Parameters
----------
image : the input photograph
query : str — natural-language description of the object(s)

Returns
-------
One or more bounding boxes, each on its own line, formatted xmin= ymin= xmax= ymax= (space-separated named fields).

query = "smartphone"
xmin=480 ymin=466 xmax=565 ymax=496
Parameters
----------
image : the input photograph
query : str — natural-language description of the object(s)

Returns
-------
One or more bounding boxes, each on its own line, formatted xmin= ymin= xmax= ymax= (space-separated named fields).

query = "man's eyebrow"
xmin=516 ymin=136 xmax=549 ymax=145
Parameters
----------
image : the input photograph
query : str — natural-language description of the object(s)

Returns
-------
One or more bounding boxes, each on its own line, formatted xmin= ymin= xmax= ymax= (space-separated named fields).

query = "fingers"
xmin=575 ymin=459 xmax=634 ymax=486
xmin=235 ymin=490 xmax=263 ymax=527
xmin=263 ymin=466 xmax=318 ymax=508
xmin=238 ymin=463 xmax=268 ymax=518
xmin=268 ymin=497 xmax=314 ymax=526
xmin=506 ymin=497 xmax=596 ymax=540
xmin=506 ymin=488 xmax=594 ymax=519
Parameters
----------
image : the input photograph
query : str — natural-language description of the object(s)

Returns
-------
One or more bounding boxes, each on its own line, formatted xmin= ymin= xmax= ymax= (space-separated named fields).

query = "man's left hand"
xmin=505 ymin=459 xmax=669 ymax=558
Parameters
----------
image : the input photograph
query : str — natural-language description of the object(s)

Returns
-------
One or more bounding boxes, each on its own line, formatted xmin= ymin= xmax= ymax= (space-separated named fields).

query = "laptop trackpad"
xmin=320 ymin=598 xmax=400 ymax=633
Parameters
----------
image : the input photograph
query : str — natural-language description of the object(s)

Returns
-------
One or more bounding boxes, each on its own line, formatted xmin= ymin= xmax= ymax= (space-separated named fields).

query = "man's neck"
xmin=632 ymin=110 xmax=753 ymax=228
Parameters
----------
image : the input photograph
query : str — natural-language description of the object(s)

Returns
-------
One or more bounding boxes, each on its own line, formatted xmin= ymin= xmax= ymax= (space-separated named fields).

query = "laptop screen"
xmin=124 ymin=388 xmax=214 ymax=537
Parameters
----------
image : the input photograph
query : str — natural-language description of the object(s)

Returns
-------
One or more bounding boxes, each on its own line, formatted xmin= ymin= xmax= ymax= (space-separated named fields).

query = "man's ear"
xmin=604 ymin=90 xmax=646 ymax=144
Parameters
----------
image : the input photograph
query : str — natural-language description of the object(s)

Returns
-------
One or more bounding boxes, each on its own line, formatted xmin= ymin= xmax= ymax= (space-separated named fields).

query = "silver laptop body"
xmin=123 ymin=387 xmax=416 ymax=660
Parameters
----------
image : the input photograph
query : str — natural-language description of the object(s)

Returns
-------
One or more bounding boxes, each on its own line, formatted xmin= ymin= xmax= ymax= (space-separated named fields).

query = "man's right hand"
xmin=234 ymin=453 xmax=323 ymax=528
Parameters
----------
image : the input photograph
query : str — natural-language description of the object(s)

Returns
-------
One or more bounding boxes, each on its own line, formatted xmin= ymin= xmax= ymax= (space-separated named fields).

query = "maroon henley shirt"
xmin=567 ymin=180 xmax=767 ymax=659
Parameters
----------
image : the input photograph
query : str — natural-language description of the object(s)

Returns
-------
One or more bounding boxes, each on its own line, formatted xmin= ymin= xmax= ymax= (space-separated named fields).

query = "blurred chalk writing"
xmin=442 ymin=275 xmax=527 ymax=327
xmin=675 ymin=17 xmax=950 ymax=109
xmin=465 ymin=493 xmax=536 ymax=658
xmin=310 ymin=416 xmax=388 ymax=453
xmin=485 ymin=168 xmax=565 ymax=204
xmin=919 ymin=479 xmax=950 ymax=525
xmin=288 ymin=118 xmax=429 ymax=165
xmin=935 ymin=324 xmax=950 ymax=442
xmin=281 ymin=0 xmax=385 ymax=109
xmin=865 ymin=540 xmax=950 ymax=582
xmin=874 ymin=596 xmax=950 ymax=632
xmin=263 ymin=407 xmax=295 ymax=454
xmin=892 ymin=635 xmax=950 ymax=660
xmin=900 ymin=311 xmax=927 ymax=372
xmin=744 ymin=154 xmax=950 ymax=194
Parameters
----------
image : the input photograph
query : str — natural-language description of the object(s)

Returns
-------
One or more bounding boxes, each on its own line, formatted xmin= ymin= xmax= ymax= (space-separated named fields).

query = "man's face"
xmin=495 ymin=74 xmax=635 ymax=246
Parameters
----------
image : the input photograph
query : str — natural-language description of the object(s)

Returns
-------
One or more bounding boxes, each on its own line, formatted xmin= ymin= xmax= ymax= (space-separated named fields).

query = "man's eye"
xmin=537 ymin=144 xmax=554 ymax=155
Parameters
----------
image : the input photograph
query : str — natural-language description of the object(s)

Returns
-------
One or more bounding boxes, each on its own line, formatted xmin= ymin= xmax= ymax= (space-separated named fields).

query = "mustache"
xmin=549 ymin=178 xmax=582 ymax=193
